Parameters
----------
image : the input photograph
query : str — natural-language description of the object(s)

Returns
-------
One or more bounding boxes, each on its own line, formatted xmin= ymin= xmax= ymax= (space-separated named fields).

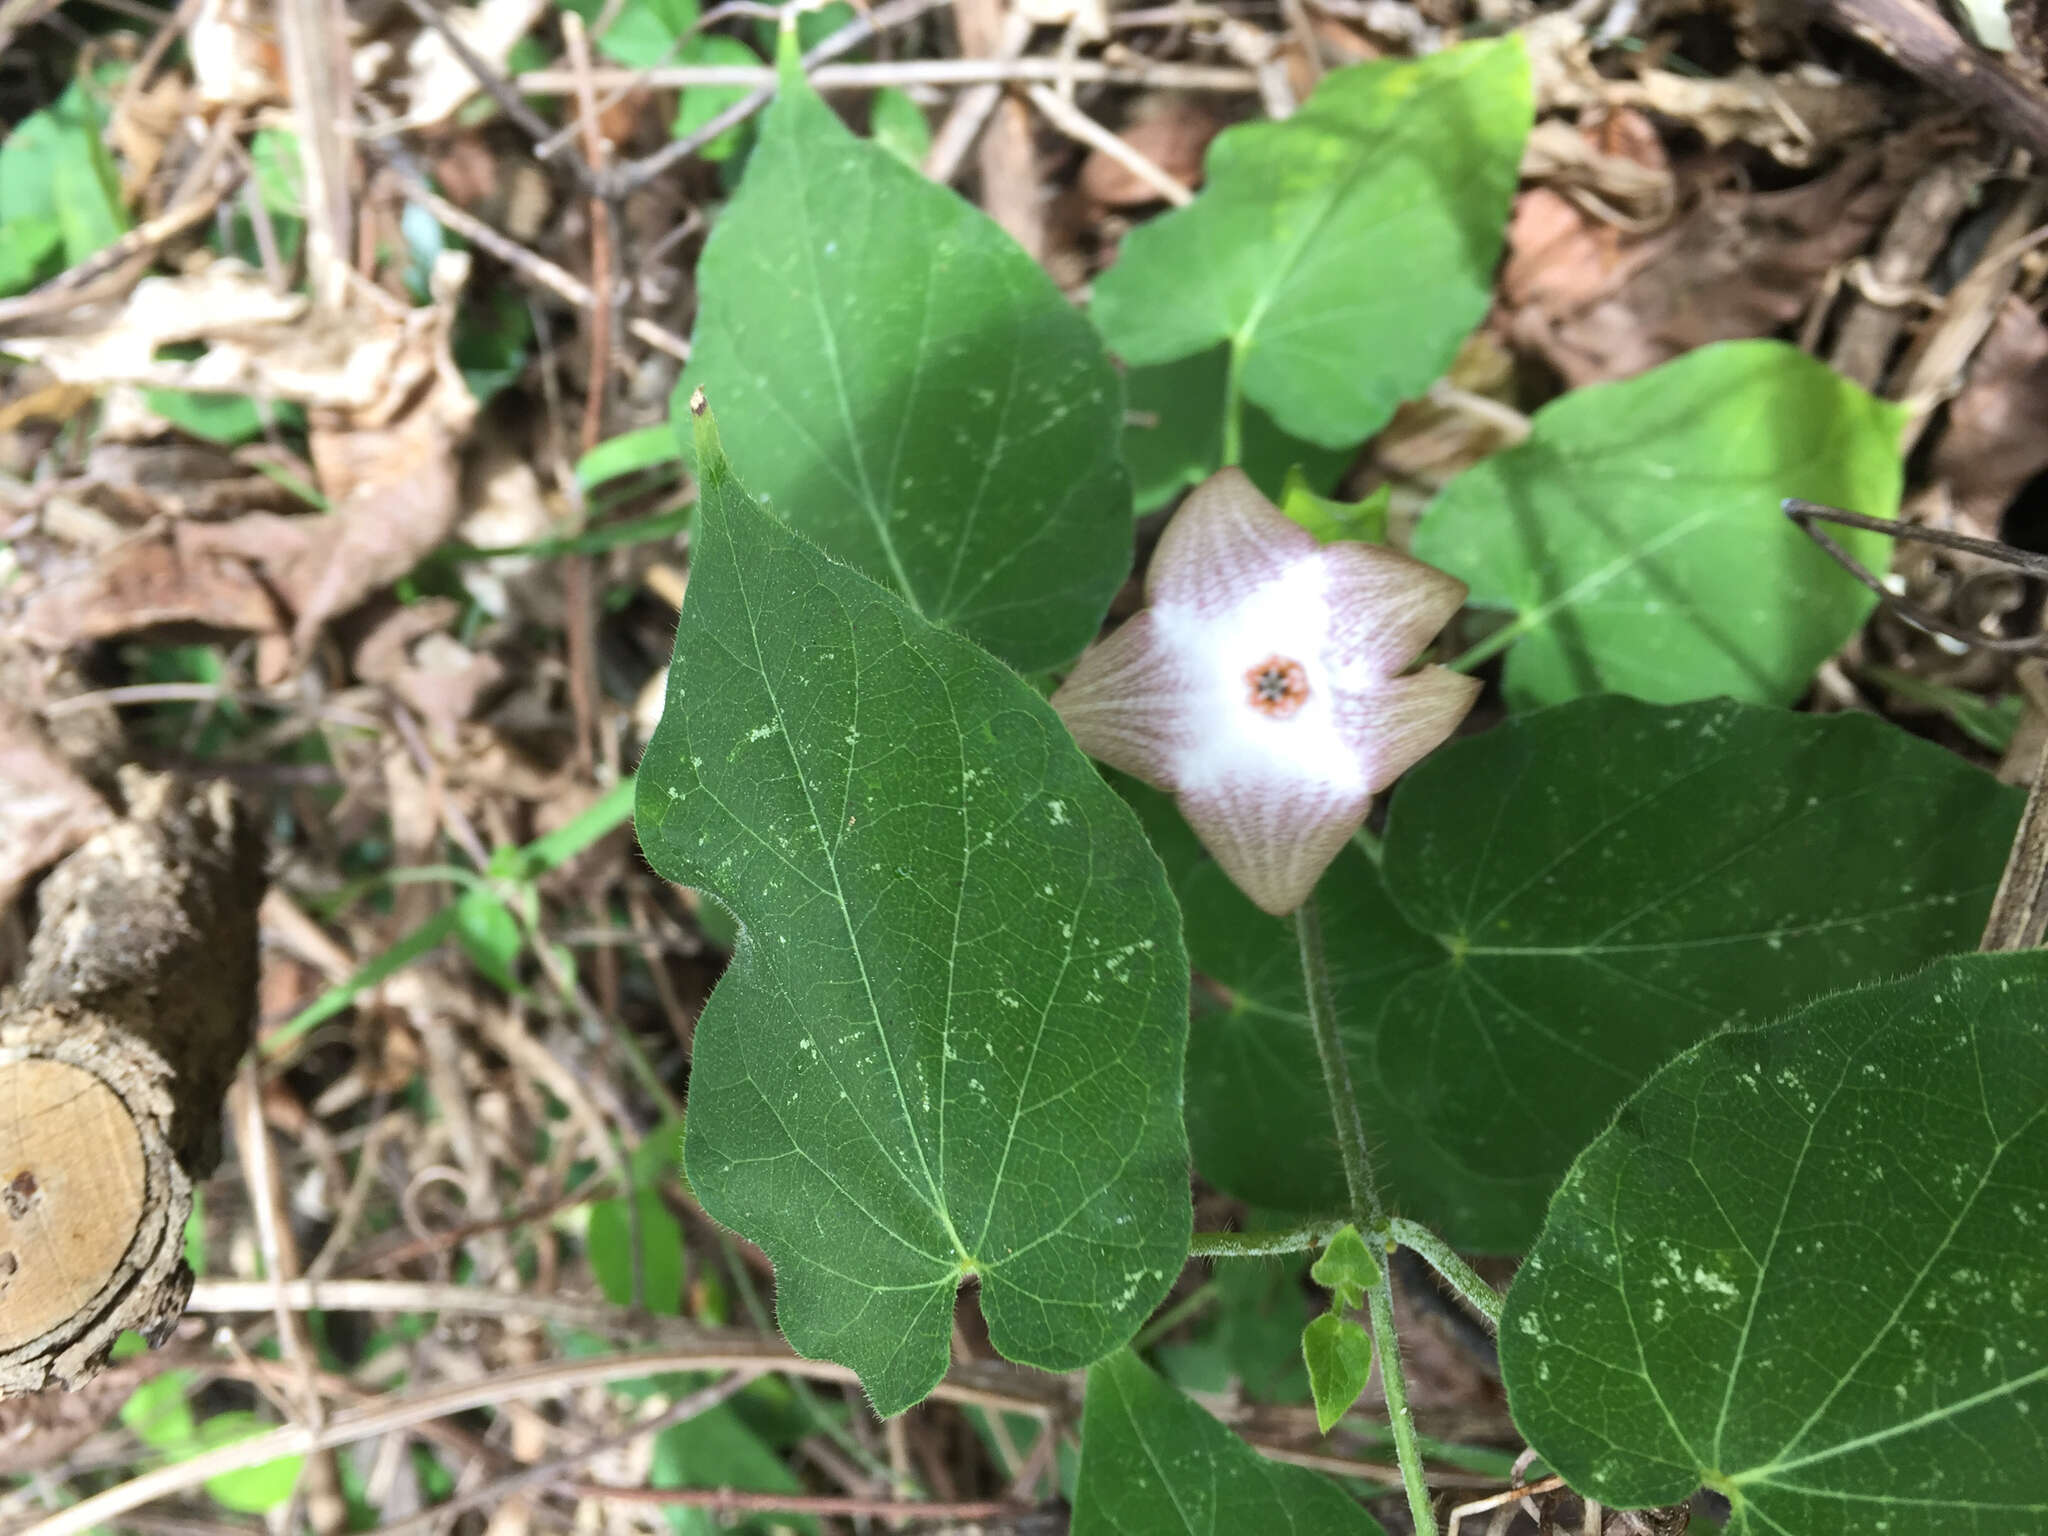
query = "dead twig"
xmin=518 ymin=53 xmax=1262 ymax=96
xmin=559 ymin=1482 xmax=1038 ymax=1521
xmin=1797 ymin=0 xmax=2048 ymax=160
xmin=383 ymin=170 xmax=691 ymax=361
xmin=1024 ymin=84 xmax=1195 ymax=205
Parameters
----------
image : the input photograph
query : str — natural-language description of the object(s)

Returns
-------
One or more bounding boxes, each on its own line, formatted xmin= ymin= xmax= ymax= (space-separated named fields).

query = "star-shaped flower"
xmin=1053 ymin=468 xmax=1479 ymax=915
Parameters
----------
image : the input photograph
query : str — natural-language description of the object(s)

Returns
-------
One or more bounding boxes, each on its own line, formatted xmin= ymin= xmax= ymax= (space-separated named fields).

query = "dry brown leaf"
xmin=1928 ymin=297 xmax=2048 ymax=540
xmin=0 ymin=701 xmax=111 ymax=916
xmin=1503 ymin=147 xmax=1920 ymax=385
xmin=1523 ymin=10 xmax=1887 ymax=166
xmin=20 ymin=522 xmax=289 ymax=644
xmin=1373 ymin=330 xmax=1522 ymax=488
xmin=399 ymin=0 xmax=552 ymax=126
xmin=1080 ymin=94 xmax=1223 ymax=208
xmin=353 ymin=599 xmax=506 ymax=746
xmin=15 ymin=258 xmax=479 ymax=653
xmin=190 ymin=0 xmax=281 ymax=106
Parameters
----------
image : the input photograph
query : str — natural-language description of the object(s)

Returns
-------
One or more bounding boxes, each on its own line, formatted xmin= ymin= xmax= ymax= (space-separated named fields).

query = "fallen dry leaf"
xmin=189 ymin=0 xmax=281 ymax=106
xmin=353 ymin=598 xmax=507 ymax=746
xmin=13 ymin=257 xmax=479 ymax=654
xmin=1928 ymin=297 xmax=2048 ymax=541
xmin=399 ymin=0 xmax=552 ymax=126
xmin=1080 ymin=94 xmax=1224 ymax=208
xmin=0 ymin=699 xmax=111 ymax=916
xmin=1503 ymin=145 xmax=1925 ymax=385
xmin=1523 ymin=10 xmax=1888 ymax=166
xmin=20 ymin=522 xmax=288 ymax=645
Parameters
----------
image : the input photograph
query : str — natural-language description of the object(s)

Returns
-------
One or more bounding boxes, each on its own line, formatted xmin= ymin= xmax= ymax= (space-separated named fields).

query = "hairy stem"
xmin=1388 ymin=1218 xmax=1503 ymax=1330
xmin=1188 ymin=1221 xmax=1348 ymax=1259
xmin=1366 ymin=1266 xmax=1437 ymax=1535
xmin=1297 ymin=894 xmax=1380 ymax=1227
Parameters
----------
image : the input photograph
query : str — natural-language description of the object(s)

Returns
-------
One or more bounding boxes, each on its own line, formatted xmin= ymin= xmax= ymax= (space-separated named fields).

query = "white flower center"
xmin=1152 ymin=557 xmax=1368 ymax=799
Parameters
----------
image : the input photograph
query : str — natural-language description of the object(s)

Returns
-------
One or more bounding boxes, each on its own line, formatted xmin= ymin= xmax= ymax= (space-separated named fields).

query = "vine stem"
xmin=1366 ymin=1265 xmax=1438 ymax=1535
xmin=1387 ymin=1217 xmax=1503 ymax=1330
xmin=1188 ymin=1220 xmax=1347 ymax=1259
xmin=1299 ymin=891 xmax=1438 ymax=1529
xmin=1296 ymin=894 xmax=1381 ymax=1227
xmin=1221 ymin=341 xmax=1248 ymax=468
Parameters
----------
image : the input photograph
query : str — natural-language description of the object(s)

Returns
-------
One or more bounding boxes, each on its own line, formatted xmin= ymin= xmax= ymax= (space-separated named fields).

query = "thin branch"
xmin=519 ymin=54 xmax=1264 ymax=93
xmin=370 ymin=1376 xmax=762 ymax=1536
xmin=385 ymin=169 xmax=691 ymax=361
xmin=560 ymin=1482 xmax=1037 ymax=1521
xmin=182 ymin=1279 xmax=1068 ymax=1414
xmin=1024 ymin=84 xmax=1194 ymax=205
xmin=599 ymin=0 xmax=957 ymax=189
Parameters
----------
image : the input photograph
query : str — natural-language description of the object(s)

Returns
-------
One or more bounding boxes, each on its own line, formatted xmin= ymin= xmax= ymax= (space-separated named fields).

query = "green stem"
xmin=1366 ymin=1266 xmax=1438 ymax=1535
xmin=1130 ymin=1279 xmax=1220 ymax=1351
xmin=1442 ymin=613 xmax=1533 ymax=676
xmin=1221 ymin=342 xmax=1247 ymax=468
xmin=1188 ymin=1220 xmax=1347 ymax=1260
xmin=1297 ymin=894 xmax=1380 ymax=1227
xmin=1388 ymin=1218 xmax=1503 ymax=1330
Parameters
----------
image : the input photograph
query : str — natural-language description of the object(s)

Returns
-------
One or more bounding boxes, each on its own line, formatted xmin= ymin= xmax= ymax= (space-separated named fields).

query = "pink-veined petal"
xmin=1336 ymin=665 xmax=1483 ymax=794
xmin=1177 ymin=768 xmax=1371 ymax=917
xmin=1145 ymin=467 xmax=1319 ymax=618
xmin=1048 ymin=612 xmax=1199 ymax=791
xmin=1322 ymin=543 xmax=1470 ymax=679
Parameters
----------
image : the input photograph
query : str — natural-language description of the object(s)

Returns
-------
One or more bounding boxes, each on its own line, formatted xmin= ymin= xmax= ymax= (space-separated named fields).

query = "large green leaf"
xmin=678 ymin=55 xmax=1133 ymax=671
xmin=1502 ymin=952 xmax=2048 ymax=1531
xmin=636 ymin=407 xmax=1190 ymax=1415
xmin=1131 ymin=697 xmax=2020 ymax=1250
xmin=1092 ymin=39 xmax=1530 ymax=450
xmin=1414 ymin=341 xmax=1906 ymax=709
xmin=1073 ymin=1351 xmax=1383 ymax=1535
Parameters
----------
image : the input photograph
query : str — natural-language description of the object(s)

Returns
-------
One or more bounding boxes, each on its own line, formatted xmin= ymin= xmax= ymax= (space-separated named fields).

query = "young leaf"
xmin=637 ymin=403 xmax=1190 ymax=1415
xmin=1501 ymin=952 xmax=2048 ymax=1530
xmin=1127 ymin=695 xmax=2021 ymax=1249
xmin=1074 ymin=1350 xmax=1384 ymax=1534
xmin=1309 ymin=1224 xmax=1381 ymax=1310
xmin=1415 ymin=340 xmax=1906 ymax=709
xmin=1283 ymin=472 xmax=1390 ymax=546
xmin=678 ymin=57 xmax=1134 ymax=671
xmin=1301 ymin=1311 xmax=1374 ymax=1435
xmin=1092 ymin=39 xmax=1531 ymax=450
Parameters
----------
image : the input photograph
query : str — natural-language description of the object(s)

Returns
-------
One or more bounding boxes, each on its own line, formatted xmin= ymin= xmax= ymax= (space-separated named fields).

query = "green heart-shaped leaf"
xmin=1302 ymin=1312 xmax=1374 ymax=1435
xmin=1502 ymin=952 xmax=2048 ymax=1530
xmin=637 ymin=406 xmax=1191 ymax=1414
xmin=1130 ymin=696 xmax=2020 ymax=1249
xmin=1415 ymin=341 xmax=1906 ymax=709
xmin=678 ymin=61 xmax=1134 ymax=671
xmin=1093 ymin=39 xmax=1531 ymax=450
xmin=1074 ymin=1351 xmax=1384 ymax=1534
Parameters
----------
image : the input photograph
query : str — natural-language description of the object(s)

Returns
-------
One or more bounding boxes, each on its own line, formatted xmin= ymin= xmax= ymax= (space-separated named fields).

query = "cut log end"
xmin=0 ymin=1058 xmax=148 ymax=1352
xmin=0 ymin=774 xmax=259 ymax=1398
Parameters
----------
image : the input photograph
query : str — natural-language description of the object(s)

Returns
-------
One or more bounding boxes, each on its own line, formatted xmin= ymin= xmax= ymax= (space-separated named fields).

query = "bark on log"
xmin=0 ymin=772 xmax=263 ymax=1397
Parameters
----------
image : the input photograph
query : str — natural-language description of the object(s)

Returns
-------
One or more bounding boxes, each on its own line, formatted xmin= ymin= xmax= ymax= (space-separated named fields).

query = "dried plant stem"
xmin=1387 ymin=1218 xmax=1503 ymax=1331
xmin=1366 ymin=1267 xmax=1439 ymax=1535
xmin=1296 ymin=894 xmax=1381 ymax=1228
xmin=385 ymin=172 xmax=691 ymax=361
xmin=517 ymin=55 xmax=1262 ymax=92
xmin=1024 ymin=84 xmax=1194 ymax=205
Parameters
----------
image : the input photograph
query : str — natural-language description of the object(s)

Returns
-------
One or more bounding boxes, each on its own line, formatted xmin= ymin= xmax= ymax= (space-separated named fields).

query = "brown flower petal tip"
xmin=1052 ymin=468 xmax=1478 ymax=915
